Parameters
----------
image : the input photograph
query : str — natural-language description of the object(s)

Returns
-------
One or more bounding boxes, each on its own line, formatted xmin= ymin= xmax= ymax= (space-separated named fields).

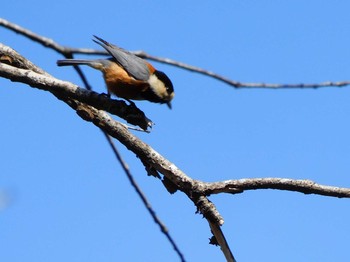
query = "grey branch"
xmin=0 ymin=44 xmax=152 ymax=130
xmin=0 ymin=18 xmax=103 ymax=56
xmin=1 ymin=17 xmax=348 ymax=90
xmin=202 ymin=178 xmax=350 ymax=198
xmin=133 ymin=51 xmax=350 ymax=89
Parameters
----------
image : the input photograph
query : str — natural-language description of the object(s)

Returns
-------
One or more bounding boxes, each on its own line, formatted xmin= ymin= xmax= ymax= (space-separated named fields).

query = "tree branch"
xmin=202 ymin=178 xmax=350 ymax=198
xmin=0 ymin=46 xmax=152 ymax=131
xmin=0 ymin=18 xmax=103 ymax=56
xmin=133 ymin=51 xmax=350 ymax=89
xmin=2 ymin=17 xmax=348 ymax=90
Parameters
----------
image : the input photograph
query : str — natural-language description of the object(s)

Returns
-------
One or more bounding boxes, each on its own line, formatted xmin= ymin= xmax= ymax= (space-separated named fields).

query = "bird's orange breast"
xmin=102 ymin=62 xmax=149 ymax=100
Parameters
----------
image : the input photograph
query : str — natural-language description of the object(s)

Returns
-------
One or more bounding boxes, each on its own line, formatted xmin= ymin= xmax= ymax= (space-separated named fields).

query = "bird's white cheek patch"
xmin=148 ymin=74 xmax=168 ymax=97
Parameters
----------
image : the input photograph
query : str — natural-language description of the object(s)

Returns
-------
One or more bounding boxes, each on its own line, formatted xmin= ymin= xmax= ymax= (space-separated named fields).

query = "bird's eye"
xmin=166 ymin=86 xmax=173 ymax=92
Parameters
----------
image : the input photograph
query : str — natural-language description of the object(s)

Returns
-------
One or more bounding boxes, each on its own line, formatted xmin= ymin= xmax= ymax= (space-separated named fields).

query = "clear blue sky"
xmin=1 ymin=1 xmax=350 ymax=261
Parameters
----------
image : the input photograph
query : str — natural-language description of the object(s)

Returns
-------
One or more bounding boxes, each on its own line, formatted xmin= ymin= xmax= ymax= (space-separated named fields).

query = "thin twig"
xmin=136 ymin=52 xmax=350 ymax=89
xmin=0 ymin=18 xmax=100 ymax=56
xmin=103 ymin=133 xmax=186 ymax=262
xmin=1 ymin=17 xmax=348 ymax=90
xmin=0 ymin=18 xmax=94 ymax=89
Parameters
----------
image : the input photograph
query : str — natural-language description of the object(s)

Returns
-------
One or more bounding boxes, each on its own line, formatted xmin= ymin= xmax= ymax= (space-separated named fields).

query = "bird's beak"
xmin=167 ymin=101 xmax=172 ymax=109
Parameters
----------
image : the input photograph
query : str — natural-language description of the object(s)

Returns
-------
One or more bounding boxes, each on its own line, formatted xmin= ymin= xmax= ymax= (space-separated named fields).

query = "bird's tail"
xmin=56 ymin=59 xmax=109 ymax=70
xmin=57 ymin=59 xmax=95 ymax=67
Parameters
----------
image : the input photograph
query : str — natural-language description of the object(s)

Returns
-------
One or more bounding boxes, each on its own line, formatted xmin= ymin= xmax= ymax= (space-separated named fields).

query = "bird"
xmin=57 ymin=36 xmax=174 ymax=108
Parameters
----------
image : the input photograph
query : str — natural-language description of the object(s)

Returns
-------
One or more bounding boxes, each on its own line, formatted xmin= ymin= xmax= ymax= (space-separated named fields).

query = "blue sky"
xmin=1 ymin=1 xmax=350 ymax=261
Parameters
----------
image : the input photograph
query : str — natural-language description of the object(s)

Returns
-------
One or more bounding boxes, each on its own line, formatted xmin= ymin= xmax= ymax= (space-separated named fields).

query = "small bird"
xmin=57 ymin=36 xmax=174 ymax=108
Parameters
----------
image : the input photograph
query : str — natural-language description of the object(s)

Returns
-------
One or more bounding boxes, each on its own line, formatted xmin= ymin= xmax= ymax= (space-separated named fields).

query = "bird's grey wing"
xmin=93 ymin=36 xmax=150 ymax=81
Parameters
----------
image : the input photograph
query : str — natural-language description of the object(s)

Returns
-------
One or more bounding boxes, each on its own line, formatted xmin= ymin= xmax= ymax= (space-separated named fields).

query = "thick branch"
xmin=0 ymin=43 xmax=50 ymax=75
xmin=0 ymin=60 xmax=152 ymax=130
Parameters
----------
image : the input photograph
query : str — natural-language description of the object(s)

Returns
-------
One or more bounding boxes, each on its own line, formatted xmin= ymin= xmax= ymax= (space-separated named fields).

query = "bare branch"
xmin=0 ymin=51 xmax=152 ymax=130
xmin=0 ymin=18 xmax=102 ymax=56
xmin=0 ymin=18 xmax=97 ymax=90
xmin=202 ymin=178 xmax=350 ymax=198
xmin=0 ymin=43 xmax=50 ymax=76
xmin=2 ymin=17 xmax=348 ymax=90
xmin=134 ymin=51 xmax=350 ymax=89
